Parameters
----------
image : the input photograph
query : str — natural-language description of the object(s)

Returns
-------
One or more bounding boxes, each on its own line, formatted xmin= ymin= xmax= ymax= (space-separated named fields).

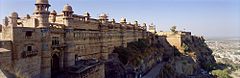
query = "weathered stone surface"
xmin=0 ymin=0 xmax=148 ymax=78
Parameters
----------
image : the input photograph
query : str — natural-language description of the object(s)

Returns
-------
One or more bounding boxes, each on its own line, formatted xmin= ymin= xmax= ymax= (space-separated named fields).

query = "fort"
xmin=0 ymin=0 xmax=151 ymax=78
xmin=0 ymin=0 xmax=216 ymax=78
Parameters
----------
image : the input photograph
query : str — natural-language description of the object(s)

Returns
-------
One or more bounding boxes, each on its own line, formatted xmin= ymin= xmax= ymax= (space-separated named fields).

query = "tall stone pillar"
xmin=64 ymin=28 xmax=75 ymax=68
xmin=40 ymin=28 xmax=51 ymax=78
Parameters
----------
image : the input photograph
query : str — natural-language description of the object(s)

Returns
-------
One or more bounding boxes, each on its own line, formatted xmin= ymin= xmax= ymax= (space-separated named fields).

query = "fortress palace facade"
xmin=0 ymin=0 xmax=158 ymax=78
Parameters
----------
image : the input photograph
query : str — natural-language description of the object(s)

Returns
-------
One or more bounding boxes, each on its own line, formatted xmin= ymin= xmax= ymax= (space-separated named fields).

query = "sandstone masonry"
xmin=0 ymin=0 xmax=155 ymax=78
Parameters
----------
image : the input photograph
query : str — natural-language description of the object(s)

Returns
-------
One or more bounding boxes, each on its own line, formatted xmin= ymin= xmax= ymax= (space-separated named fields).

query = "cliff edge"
xmin=105 ymin=31 xmax=216 ymax=78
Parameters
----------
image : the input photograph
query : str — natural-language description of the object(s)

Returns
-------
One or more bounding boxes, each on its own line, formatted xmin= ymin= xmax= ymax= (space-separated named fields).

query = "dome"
xmin=63 ymin=4 xmax=73 ymax=12
xmin=134 ymin=21 xmax=138 ymax=25
xmin=36 ymin=0 xmax=49 ymax=4
xmin=83 ymin=12 xmax=90 ymax=17
xmin=11 ymin=12 xmax=18 ymax=17
xmin=99 ymin=13 xmax=108 ymax=19
xmin=120 ymin=17 xmax=126 ymax=23
xmin=51 ymin=10 xmax=57 ymax=14
xmin=100 ymin=13 xmax=107 ymax=17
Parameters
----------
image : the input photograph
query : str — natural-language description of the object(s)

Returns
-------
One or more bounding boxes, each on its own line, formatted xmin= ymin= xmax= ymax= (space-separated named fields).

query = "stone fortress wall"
xmin=157 ymin=31 xmax=192 ymax=53
xmin=0 ymin=0 xmax=153 ymax=78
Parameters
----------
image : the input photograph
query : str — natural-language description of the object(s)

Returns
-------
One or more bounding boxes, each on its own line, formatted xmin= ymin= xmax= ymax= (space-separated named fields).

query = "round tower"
xmin=99 ymin=13 xmax=108 ymax=23
xmin=111 ymin=19 xmax=116 ymax=24
xmin=120 ymin=17 xmax=127 ymax=24
xmin=83 ymin=12 xmax=90 ymax=21
xmin=62 ymin=4 xmax=74 ymax=27
xmin=134 ymin=21 xmax=138 ymax=29
xmin=34 ymin=0 xmax=51 ymax=28
xmin=148 ymin=23 xmax=156 ymax=33
xmin=9 ymin=12 xmax=18 ymax=27
xmin=63 ymin=4 xmax=74 ymax=17
xmin=50 ymin=10 xmax=57 ymax=23
xmin=142 ymin=23 xmax=147 ymax=30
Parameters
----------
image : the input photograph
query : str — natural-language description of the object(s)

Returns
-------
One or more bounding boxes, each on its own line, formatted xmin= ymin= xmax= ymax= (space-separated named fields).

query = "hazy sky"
xmin=0 ymin=0 xmax=239 ymax=38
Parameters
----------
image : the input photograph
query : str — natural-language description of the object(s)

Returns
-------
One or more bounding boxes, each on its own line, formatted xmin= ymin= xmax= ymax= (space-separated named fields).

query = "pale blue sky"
xmin=0 ymin=0 xmax=239 ymax=38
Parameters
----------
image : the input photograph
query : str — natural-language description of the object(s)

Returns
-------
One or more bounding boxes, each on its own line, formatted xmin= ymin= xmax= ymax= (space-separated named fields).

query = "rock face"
xmin=106 ymin=31 xmax=216 ymax=78
xmin=183 ymin=36 xmax=216 ymax=71
xmin=105 ymin=53 xmax=126 ymax=78
xmin=105 ymin=36 xmax=170 ymax=78
xmin=157 ymin=31 xmax=216 ymax=78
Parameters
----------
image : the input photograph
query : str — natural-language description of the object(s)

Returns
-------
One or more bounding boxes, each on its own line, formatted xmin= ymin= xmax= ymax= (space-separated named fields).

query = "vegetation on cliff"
xmin=211 ymin=69 xmax=232 ymax=78
xmin=113 ymin=39 xmax=162 ymax=67
xmin=108 ymin=34 xmax=218 ymax=78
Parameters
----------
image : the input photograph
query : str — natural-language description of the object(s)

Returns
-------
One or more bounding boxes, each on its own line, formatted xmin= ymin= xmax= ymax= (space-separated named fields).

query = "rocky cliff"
xmin=105 ymin=32 xmax=216 ymax=78
xmin=158 ymin=35 xmax=216 ymax=78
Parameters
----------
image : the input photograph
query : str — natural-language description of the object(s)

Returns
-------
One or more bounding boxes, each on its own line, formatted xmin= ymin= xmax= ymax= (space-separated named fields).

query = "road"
xmin=142 ymin=62 xmax=165 ymax=78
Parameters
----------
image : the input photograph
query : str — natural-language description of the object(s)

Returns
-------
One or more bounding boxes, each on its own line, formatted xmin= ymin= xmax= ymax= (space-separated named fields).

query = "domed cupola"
xmin=83 ymin=12 xmax=90 ymax=21
xmin=134 ymin=21 xmax=138 ymax=26
xmin=51 ymin=10 xmax=57 ymax=15
xmin=34 ymin=0 xmax=50 ymax=27
xmin=142 ymin=23 xmax=147 ymax=30
xmin=36 ymin=0 xmax=49 ymax=5
xmin=34 ymin=0 xmax=50 ymax=12
xmin=50 ymin=10 xmax=57 ymax=22
xmin=120 ymin=17 xmax=127 ymax=24
xmin=99 ymin=13 xmax=108 ymax=20
xmin=62 ymin=4 xmax=74 ymax=17
xmin=9 ymin=12 xmax=18 ymax=26
xmin=99 ymin=13 xmax=108 ymax=23
xmin=63 ymin=4 xmax=73 ymax=12
xmin=83 ymin=12 xmax=90 ymax=17
xmin=11 ymin=12 xmax=18 ymax=18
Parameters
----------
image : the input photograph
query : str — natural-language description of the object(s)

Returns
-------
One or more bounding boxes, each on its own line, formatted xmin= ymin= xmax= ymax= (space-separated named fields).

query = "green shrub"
xmin=182 ymin=42 xmax=189 ymax=52
xmin=211 ymin=69 xmax=232 ymax=78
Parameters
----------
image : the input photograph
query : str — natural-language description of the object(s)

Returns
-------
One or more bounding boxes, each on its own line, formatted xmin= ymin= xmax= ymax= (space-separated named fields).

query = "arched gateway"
xmin=51 ymin=54 xmax=60 ymax=77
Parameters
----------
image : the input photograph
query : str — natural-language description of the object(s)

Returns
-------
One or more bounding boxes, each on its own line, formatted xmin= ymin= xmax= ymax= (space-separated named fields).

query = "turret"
xmin=120 ymin=17 xmax=127 ymax=24
xmin=148 ymin=23 xmax=156 ymax=33
xmin=134 ymin=21 xmax=138 ymax=29
xmin=110 ymin=19 xmax=115 ymax=24
xmin=142 ymin=23 xmax=147 ymax=30
xmin=63 ymin=4 xmax=74 ymax=17
xmin=50 ymin=10 xmax=57 ymax=22
xmin=99 ymin=13 xmax=108 ymax=23
xmin=62 ymin=4 xmax=74 ymax=27
xmin=9 ymin=12 xmax=18 ymax=27
xmin=34 ymin=0 xmax=51 ymax=28
xmin=134 ymin=21 xmax=138 ymax=26
xmin=83 ymin=12 xmax=90 ymax=21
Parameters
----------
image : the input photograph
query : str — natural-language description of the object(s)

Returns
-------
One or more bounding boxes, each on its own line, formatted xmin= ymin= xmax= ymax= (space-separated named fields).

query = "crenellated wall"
xmin=0 ymin=0 xmax=152 ymax=78
xmin=0 ymin=14 xmax=149 ymax=78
